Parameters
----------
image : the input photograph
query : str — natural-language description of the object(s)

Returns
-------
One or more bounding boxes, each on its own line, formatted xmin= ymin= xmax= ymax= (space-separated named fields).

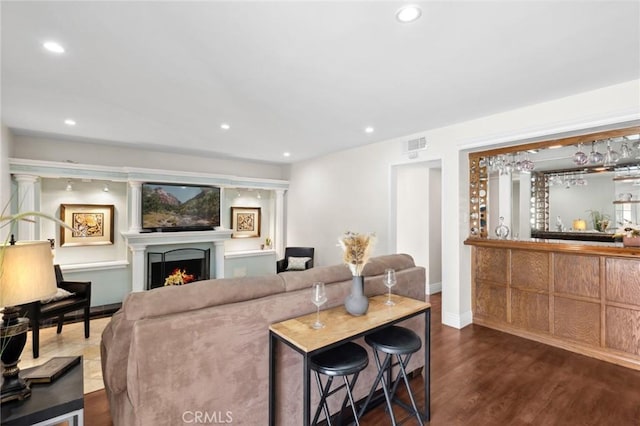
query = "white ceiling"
xmin=2 ymin=1 xmax=639 ymax=164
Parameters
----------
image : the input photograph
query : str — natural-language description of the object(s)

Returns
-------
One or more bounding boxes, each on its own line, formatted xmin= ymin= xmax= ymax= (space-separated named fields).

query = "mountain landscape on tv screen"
xmin=142 ymin=185 xmax=220 ymax=229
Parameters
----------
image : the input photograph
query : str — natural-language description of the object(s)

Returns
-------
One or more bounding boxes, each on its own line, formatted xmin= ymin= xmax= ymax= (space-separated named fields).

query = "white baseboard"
xmin=428 ymin=281 xmax=442 ymax=295
xmin=442 ymin=310 xmax=473 ymax=329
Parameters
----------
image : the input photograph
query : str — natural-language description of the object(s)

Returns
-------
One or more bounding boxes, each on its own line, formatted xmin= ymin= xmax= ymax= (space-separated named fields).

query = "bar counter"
xmin=465 ymin=237 xmax=640 ymax=371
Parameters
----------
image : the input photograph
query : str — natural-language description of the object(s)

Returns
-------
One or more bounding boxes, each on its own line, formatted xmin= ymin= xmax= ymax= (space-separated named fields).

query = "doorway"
xmin=390 ymin=160 xmax=442 ymax=295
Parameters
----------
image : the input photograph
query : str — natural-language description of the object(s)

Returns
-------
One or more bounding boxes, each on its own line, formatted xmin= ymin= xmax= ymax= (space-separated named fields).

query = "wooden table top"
xmin=269 ymin=294 xmax=430 ymax=353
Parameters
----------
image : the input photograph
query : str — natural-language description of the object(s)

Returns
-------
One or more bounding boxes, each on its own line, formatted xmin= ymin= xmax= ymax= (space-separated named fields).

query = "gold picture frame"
xmin=231 ymin=207 xmax=261 ymax=239
xmin=60 ymin=204 xmax=115 ymax=247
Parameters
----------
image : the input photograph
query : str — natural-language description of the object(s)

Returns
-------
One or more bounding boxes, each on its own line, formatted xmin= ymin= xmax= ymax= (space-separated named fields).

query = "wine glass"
xmin=572 ymin=143 xmax=588 ymax=166
xmin=588 ymin=141 xmax=604 ymax=165
xmin=311 ymin=282 xmax=327 ymax=329
xmin=383 ymin=269 xmax=396 ymax=306
xmin=602 ymin=139 xmax=620 ymax=167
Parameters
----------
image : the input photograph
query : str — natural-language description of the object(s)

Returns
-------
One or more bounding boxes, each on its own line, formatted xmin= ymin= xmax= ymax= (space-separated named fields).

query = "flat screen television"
xmin=141 ymin=183 xmax=221 ymax=231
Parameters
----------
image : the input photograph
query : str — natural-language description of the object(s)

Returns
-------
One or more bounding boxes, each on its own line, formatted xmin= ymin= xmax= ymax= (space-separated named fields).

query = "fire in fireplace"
xmin=147 ymin=248 xmax=210 ymax=290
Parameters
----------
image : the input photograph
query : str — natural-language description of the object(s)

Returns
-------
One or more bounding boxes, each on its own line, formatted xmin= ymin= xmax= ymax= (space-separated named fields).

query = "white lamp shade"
xmin=0 ymin=241 xmax=57 ymax=307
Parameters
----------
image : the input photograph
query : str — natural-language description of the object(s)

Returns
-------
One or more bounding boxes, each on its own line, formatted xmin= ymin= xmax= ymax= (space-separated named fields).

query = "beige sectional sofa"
xmin=101 ymin=254 xmax=427 ymax=425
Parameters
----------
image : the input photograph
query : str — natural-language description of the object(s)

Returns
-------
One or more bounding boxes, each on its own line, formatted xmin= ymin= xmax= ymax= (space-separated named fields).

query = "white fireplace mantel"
xmin=122 ymin=230 xmax=233 ymax=292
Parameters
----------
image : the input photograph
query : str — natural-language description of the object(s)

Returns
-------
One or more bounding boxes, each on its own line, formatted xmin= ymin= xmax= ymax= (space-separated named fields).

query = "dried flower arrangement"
xmin=613 ymin=220 xmax=640 ymax=238
xmin=338 ymin=231 xmax=376 ymax=276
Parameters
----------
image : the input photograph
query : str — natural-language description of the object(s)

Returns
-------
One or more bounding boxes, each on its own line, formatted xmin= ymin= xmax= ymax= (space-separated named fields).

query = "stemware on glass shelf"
xmin=383 ymin=268 xmax=397 ymax=306
xmin=603 ymin=140 xmax=621 ymax=167
xmin=588 ymin=141 xmax=604 ymax=165
xmin=311 ymin=282 xmax=327 ymax=329
xmin=572 ymin=143 xmax=588 ymax=166
xmin=621 ymin=141 xmax=632 ymax=159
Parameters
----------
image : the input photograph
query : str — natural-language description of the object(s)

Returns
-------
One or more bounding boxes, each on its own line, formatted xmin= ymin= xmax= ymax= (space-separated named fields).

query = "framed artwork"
xmin=60 ymin=204 xmax=115 ymax=247
xmin=231 ymin=207 xmax=261 ymax=238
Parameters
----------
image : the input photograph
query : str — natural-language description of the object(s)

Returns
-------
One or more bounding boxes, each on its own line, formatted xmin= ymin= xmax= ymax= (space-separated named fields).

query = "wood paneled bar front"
xmin=465 ymin=238 xmax=640 ymax=371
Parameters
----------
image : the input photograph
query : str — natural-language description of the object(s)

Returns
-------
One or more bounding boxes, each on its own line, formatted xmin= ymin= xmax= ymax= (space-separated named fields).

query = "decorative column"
xmin=275 ymin=189 xmax=285 ymax=258
xmin=129 ymin=181 xmax=143 ymax=232
xmin=14 ymin=174 xmax=39 ymax=241
xmin=129 ymin=244 xmax=147 ymax=292
xmin=214 ymin=241 xmax=225 ymax=279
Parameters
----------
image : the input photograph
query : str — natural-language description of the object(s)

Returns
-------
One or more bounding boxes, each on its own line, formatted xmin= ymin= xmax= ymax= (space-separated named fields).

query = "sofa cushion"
xmin=286 ymin=256 xmax=311 ymax=271
xmin=362 ymin=253 xmax=416 ymax=276
xmin=123 ymin=275 xmax=286 ymax=321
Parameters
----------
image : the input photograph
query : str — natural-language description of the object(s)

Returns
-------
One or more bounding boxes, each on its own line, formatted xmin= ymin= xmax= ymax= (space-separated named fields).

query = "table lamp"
xmin=1 ymin=240 xmax=57 ymax=403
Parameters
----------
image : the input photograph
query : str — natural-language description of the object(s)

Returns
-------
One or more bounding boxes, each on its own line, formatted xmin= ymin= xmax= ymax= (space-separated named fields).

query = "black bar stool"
xmin=310 ymin=342 xmax=369 ymax=426
xmin=360 ymin=325 xmax=423 ymax=425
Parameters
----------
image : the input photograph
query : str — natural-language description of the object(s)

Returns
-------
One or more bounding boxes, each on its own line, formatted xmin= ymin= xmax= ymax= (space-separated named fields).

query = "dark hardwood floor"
xmin=85 ymin=293 xmax=640 ymax=425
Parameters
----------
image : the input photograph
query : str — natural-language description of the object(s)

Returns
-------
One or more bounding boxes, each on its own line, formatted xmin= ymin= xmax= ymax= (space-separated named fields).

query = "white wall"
xmin=396 ymin=163 xmax=429 ymax=268
xmin=12 ymin=134 xmax=287 ymax=180
xmin=286 ymin=79 xmax=640 ymax=329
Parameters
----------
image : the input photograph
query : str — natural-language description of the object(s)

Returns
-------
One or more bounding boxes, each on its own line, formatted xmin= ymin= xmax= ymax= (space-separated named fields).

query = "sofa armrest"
xmin=276 ymin=259 xmax=287 ymax=273
xmin=304 ymin=258 xmax=313 ymax=269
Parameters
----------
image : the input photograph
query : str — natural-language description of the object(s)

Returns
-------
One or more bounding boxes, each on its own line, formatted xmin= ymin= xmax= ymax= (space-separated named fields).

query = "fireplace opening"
xmin=147 ymin=248 xmax=210 ymax=290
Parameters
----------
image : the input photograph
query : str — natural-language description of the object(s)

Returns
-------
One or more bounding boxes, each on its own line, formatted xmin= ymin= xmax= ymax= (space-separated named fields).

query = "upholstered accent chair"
xmin=276 ymin=247 xmax=315 ymax=273
xmin=21 ymin=265 xmax=91 ymax=358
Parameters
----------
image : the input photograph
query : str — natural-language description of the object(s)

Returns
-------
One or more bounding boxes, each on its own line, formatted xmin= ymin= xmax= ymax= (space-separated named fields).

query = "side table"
xmin=1 ymin=358 xmax=84 ymax=426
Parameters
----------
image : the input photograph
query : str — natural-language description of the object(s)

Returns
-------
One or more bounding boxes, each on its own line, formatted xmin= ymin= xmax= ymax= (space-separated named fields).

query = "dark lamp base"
xmin=1 ymin=373 xmax=31 ymax=403
xmin=1 ymin=307 xmax=31 ymax=403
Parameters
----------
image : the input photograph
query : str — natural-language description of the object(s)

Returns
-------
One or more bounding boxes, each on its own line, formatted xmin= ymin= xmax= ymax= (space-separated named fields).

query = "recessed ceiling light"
xmin=64 ymin=119 xmax=76 ymax=126
xmin=220 ymin=123 xmax=230 ymax=130
xmin=365 ymin=127 xmax=374 ymax=134
xmin=43 ymin=41 xmax=65 ymax=54
xmin=283 ymin=152 xmax=291 ymax=157
xmin=396 ymin=5 xmax=422 ymax=23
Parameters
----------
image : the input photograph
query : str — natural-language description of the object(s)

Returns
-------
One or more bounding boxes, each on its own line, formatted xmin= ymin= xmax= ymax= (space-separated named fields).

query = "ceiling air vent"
xmin=405 ymin=137 xmax=427 ymax=159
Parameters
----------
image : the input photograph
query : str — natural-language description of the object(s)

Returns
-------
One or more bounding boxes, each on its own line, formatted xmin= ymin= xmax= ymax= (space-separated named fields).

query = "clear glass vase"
xmin=495 ymin=216 xmax=510 ymax=239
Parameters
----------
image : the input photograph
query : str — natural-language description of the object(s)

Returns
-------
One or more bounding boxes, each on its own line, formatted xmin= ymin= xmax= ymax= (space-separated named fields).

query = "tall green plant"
xmin=587 ymin=209 xmax=610 ymax=232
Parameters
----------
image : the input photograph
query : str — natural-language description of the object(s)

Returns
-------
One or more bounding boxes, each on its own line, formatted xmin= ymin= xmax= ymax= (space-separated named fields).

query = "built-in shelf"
xmin=613 ymin=200 xmax=640 ymax=204
xmin=225 ymin=249 xmax=276 ymax=259
xmin=613 ymin=176 xmax=640 ymax=182
xmin=59 ymin=260 xmax=129 ymax=273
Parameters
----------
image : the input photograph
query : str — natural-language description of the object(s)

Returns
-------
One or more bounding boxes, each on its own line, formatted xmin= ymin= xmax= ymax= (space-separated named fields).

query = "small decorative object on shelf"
xmin=495 ymin=217 xmax=510 ymax=239
xmin=264 ymin=237 xmax=272 ymax=249
xmin=338 ymin=231 xmax=376 ymax=316
xmin=556 ymin=216 xmax=564 ymax=232
xmin=614 ymin=220 xmax=640 ymax=247
xmin=623 ymin=236 xmax=640 ymax=247
xmin=572 ymin=219 xmax=587 ymax=231
xmin=619 ymin=193 xmax=633 ymax=202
